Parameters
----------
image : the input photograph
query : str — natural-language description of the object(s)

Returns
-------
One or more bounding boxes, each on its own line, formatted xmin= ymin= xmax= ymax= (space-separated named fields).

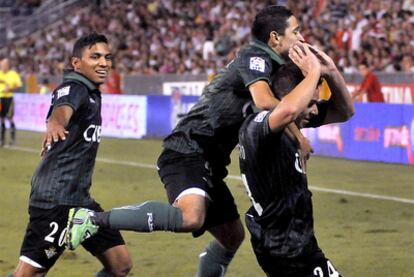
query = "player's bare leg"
xmin=95 ymin=245 xmax=132 ymax=277
xmin=10 ymin=259 xmax=47 ymax=277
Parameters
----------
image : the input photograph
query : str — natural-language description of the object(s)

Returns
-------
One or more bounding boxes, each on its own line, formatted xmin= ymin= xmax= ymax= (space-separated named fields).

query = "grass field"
xmin=0 ymin=130 xmax=413 ymax=277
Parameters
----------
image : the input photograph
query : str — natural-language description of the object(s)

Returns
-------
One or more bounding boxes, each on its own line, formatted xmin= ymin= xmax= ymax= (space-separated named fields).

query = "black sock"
xmin=0 ymin=123 xmax=5 ymax=144
xmin=10 ymin=122 xmax=15 ymax=142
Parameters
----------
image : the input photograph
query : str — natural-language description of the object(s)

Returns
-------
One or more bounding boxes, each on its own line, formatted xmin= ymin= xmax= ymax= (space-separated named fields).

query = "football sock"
xmin=10 ymin=122 xmax=15 ymax=143
xmin=93 ymin=201 xmax=183 ymax=232
xmin=196 ymin=239 xmax=235 ymax=277
xmin=0 ymin=123 xmax=5 ymax=144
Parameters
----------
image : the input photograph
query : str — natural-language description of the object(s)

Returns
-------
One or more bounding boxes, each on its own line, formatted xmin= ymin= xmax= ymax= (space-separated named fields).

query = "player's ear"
xmin=71 ymin=57 xmax=81 ymax=70
xmin=269 ymin=31 xmax=281 ymax=47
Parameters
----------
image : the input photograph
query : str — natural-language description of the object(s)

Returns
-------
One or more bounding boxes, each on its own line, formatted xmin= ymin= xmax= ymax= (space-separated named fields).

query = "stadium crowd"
xmin=1 ymin=0 xmax=414 ymax=77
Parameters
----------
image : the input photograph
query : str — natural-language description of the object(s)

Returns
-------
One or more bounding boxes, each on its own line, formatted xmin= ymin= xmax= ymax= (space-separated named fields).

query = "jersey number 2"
xmin=44 ymin=221 xmax=67 ymax=247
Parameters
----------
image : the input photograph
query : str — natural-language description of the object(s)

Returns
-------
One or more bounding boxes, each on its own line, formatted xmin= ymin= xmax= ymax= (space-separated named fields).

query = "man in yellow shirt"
xmin=0 ymin=58 xmax=23 ymax=146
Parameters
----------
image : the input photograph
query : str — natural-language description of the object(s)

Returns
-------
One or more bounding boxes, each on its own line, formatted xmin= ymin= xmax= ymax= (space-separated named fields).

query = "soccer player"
xmin=0 ymin=57 xmax=22 ymax=146
xmin=9 ymin=33 xmax=132 ymax=277
xmin=239 ymin=43 xmax=354 ymax=276
xmin=67 ymin=6 xmax=311 ymax=276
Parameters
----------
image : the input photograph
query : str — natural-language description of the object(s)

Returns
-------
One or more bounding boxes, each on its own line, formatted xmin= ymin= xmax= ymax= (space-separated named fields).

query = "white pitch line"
xmin=6 ymin=146 xmax=414 ymax=204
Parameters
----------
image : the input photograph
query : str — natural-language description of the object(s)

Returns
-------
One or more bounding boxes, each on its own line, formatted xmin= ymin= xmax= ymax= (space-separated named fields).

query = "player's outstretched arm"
xmin=40 ymin=105 xmax=72 ymax=156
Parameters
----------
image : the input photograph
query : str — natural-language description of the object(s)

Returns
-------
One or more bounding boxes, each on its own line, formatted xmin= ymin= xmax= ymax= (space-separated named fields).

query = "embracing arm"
xmin=249 ymin=79 xmax=313 ymax=158
xmin=40 ymin=105 xmax=73 ymax=156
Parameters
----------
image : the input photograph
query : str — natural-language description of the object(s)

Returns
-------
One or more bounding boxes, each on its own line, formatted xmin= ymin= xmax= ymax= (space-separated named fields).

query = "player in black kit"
xmin=239 ymin=43 xmax=354 ymax=277
xmin=67 ymin=6 xmax=312 ymax=277
xmin=9 ymin=33 xmax=132 ymax=277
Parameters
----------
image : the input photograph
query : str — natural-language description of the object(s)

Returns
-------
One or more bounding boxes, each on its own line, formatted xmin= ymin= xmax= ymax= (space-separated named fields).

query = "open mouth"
xmin=96 ymin=70 xmax=108 ymax=78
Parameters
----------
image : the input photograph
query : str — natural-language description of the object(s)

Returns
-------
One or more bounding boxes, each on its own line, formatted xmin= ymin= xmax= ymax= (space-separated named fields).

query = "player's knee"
xmin=115 ymin=259 xmax=133 ymax=277
xmin=183 ymin=212 xmax=204 ymax=232
xmin=181 ymin=211 xmax=205 ymax=231
xmin=102 ymin=260 xmax=132 ymax=277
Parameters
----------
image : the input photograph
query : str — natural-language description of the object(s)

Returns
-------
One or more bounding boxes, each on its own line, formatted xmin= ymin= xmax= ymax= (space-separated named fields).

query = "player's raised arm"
xmin=268 ymin=43 xmax=321 ymax=132
xmin=308 ymin=45 xmax=355 ymax=124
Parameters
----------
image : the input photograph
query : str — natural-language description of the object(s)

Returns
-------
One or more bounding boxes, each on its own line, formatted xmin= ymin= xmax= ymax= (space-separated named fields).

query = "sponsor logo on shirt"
xmin=249 ymin=57 xmax=265 ymax=72
xmin=83 ymin=124 xmax=102 ymax=143
xmin=254 ymin=111 xmax=269 ymax=123
xmin=56 ymin=86 xmax=70 ymax=99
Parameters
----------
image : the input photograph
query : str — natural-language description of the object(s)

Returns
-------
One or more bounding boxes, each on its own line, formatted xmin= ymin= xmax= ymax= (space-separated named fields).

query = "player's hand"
xmin=299 ymin=136 xmax=313 ymax=160
xmin=298 ymin=137 xmax=313 ymax=174
xmin=288 ymin=42 xmax=321 ymax=77
xmin=306 ymin=44 xmax=336 ymax=76
xmin=40 ymin=121 xmax=69 ymax=157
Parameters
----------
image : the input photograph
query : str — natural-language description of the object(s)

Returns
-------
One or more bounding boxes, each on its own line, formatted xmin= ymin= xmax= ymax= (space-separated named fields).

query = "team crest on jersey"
xmin=249 ymin=57 xmax=265 ymax=72
xmin=44 ymin=246 xmax=57 ymax=259
xmin=254 ymin=111 xmax=269 ymax=122
xmin=56 ymin=86 xmax=70 ymax=99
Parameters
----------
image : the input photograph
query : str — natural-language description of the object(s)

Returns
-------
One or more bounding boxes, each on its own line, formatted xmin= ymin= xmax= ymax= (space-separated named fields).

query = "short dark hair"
xmin=72 ymin=32 xmax=108 ymax=58
xmin=271 ymin=62 xmax=304 ymax=99
xmin=251 ymin=5 xmax=293 ymax=43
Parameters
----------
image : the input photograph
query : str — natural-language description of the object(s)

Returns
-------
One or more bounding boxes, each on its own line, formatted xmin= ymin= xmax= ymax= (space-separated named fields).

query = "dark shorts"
xmin=0 ymin=97 xmax=13 ymax=118
xmin=19 ymin=202 xmax=125 ymax=270
xmin=157 ymin=148 xmax=240 ymax=237
xmin=250 ymin=232 xmax=341 ymax=277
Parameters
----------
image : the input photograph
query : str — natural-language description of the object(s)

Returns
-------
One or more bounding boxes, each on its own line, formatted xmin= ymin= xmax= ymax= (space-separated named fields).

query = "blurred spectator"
xmin=38 ymin=78 xmax=50 ymax=94
xmin=352 ymin=61 xmax=385 ymax=103
xmin=401 ymin=55 xmax=414 ymax=73
xmin=101 ymin=65 xmax=122 ymax=94
xmin=1 ymin=0 xmax=414 ymax=76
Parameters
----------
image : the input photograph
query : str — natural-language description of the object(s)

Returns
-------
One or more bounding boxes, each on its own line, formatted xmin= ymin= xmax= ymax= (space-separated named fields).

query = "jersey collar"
xmin=250 ymin=39 xmax=285 ymax=65
xmin=63 ymin=69 xmax=99 ymax=91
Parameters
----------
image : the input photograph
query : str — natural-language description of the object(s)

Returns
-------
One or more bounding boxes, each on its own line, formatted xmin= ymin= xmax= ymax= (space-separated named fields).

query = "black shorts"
xmin=0 ymin=97 xmax=13 ymax=118
xmin=157 ymin=148 xmax=240 ymax=237
xmin=251 ymin=234 xmax=341 ymax=277
xmin=19 ymin=202 xmax=125 ymax=270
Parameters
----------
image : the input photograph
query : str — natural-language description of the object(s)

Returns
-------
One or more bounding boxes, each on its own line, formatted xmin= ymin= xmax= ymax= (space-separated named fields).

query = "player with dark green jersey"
xmin=10 ymin=33 xmax=132 ymax=277
xmin=30 ymin=70 xmax=102 ymax=209
xmin=239 ymin=44 xmax=354 ymax=276
xmin=67 ymin=6 xmax=314 ymax=277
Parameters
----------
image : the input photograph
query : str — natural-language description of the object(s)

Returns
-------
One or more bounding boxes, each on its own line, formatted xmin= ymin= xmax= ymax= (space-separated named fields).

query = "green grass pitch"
xmin=0 ymin=131 xmax=413 ymax=276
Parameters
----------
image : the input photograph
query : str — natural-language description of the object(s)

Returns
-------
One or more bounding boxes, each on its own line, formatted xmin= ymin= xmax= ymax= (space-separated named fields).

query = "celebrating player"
xmin=239 ymin=43 xmax=354 ymax=276
xmin=67 ymin=6 xmax=312 ymax=276
xmin=9 ymin=33 xmax=132 ymax=277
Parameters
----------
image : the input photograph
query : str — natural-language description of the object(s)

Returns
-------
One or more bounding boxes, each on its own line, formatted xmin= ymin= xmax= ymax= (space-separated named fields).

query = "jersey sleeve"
xmin=240 ymin=111 xmax=274 ymax=146
xmin=238 ymin=51 xmax=273 ymax=87
xmin=51 ymin=82 xmax=89 ymax=112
